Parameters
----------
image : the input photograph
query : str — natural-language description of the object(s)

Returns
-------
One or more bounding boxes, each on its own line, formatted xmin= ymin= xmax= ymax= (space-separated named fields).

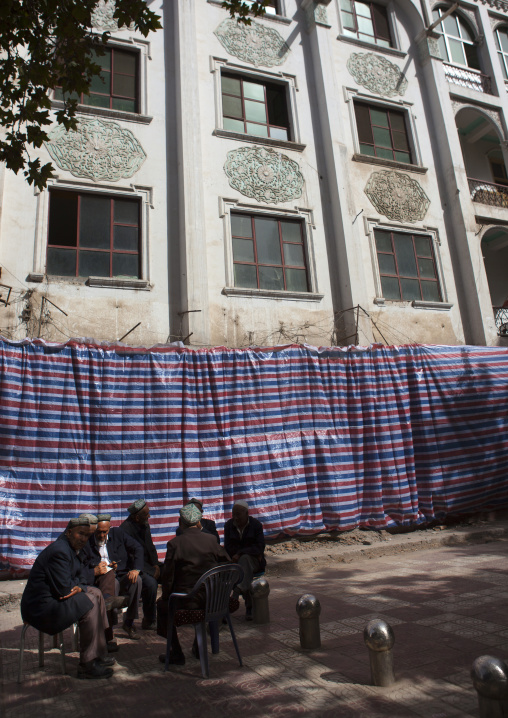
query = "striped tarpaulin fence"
xmin=1 ymin=337 xmax=508 ymax=571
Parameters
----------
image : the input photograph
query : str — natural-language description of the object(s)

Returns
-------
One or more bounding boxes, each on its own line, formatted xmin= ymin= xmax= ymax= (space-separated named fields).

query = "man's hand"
xmin=153 ymin=565 xmax=160 ymax=580
xmin=60 ymin=586 xmax=82 ymax=600
xmin=109 ymin=561 xmax=118 ymax=571
xmin=93 ymin=561 xmax=108 ymax=576
xmin=127 ymin=569 xmax=140 ymax=584
xmin=232 ymin=554 xmax=240 ymax=562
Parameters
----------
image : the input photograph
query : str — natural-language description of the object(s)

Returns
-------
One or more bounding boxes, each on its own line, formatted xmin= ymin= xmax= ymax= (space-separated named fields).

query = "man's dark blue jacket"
xmin=223 ymin=516 xmax=266 ymax=572
xmin=81 ymin=527 xmax=144 ymax=584
xmin=119 ymin=516 xmax=162 ymax=577
xmin=20 ymin=535 xmax=93 ymax=635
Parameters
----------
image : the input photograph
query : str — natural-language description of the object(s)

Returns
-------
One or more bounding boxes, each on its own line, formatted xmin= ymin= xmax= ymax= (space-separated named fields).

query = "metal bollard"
xmin=363 ymin=619 xmax=395 ymax=687
xmin=251 ymin=577 xmax=270 ymax=624
xmin=471 ymin=655 xmax=508 ymax=718
xmin=296 ymin=594 xmax=321 ymax=649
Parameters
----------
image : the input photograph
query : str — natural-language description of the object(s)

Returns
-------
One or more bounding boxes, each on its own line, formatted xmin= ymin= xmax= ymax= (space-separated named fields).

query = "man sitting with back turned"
xmin=224 ymin=500 xmax=266 ymax=621
xmin=157 ymin=503 xmax=230 ymax=665
xmin=175 ymin=497 xmax=220 ymax=543
xmin=119 ymin=499 xmax=163 ymax=630
xmin=82 ymin=513 xmax=144 ymax=646
xmin=20 ymin=516 xmax=115 ymax=679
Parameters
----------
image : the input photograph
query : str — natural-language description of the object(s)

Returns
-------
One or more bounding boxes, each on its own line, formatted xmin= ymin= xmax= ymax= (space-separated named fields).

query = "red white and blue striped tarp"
xmin=1 ymin=337 xmax=508 ymax=571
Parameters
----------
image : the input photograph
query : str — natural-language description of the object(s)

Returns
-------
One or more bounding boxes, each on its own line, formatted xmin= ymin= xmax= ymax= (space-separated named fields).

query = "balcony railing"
xmin=468 ymin=178 xmax=508 ymax=208
xmin=493 ymin=306 xmax=508 ymax=336
xmin=443 ymin=63 xmax=493 ymax=94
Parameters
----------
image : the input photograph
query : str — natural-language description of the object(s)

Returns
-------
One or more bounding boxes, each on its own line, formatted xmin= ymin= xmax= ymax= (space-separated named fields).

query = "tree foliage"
xmin=0 ymin=0 xmax=266 ymax=190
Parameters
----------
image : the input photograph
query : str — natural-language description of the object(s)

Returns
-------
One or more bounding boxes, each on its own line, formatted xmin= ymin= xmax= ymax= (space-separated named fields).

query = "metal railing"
xmin=443 ymin=63 xmax=493 ymax=94
xmin=494 ymin=306 xmax=508 ymax=337
xmin=468 ymin=178 xmax=508 ymax=208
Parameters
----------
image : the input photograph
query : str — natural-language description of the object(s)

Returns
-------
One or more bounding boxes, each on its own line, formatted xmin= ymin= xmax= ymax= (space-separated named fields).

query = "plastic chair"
xmin=18 ymin=622 xmax=79 ymax=682
xmin=164 ymin=563 xmax=244 ymax=678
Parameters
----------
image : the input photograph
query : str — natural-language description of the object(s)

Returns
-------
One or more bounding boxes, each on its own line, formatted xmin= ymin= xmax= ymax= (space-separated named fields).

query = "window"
xmin=243 ymin=0 xmax=279 ymax=15
xmin=231 ymin=213 xmax=309 ymax=292
xmin=55 ymin=47 xmax=139 ymax=113
xmin=47 ymin=190 xmax=140 ymax=278
xmin=221 ymin=73 xmax=290 ymax=141
xmin=355 ymin=102 xmax=412 ymax=163
xmin=375 ymin=229 xmax=441 ymax=302
xmin=340 ymin=0 xmax=393 ymax=48
xmin=495 ymin=27 xmax=508 ymax=80
xmin=431 ymin=8 xmax=480 ymax=69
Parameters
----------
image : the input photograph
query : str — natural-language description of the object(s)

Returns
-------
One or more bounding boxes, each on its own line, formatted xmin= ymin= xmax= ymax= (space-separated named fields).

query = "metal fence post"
xmin=363 ymin=619 xmax=395 ymax=687
xmin=296 ymin=594 xmax=321 ymax=649
xmin=252 ymin=577 xmax=270 ymax=624
xmin=471 ymin=656 xmax=508 ymax=718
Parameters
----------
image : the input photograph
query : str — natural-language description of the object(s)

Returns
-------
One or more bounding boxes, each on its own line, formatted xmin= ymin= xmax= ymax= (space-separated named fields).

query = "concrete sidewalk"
xmin=2 ymin=530 xmax=508 ymax=717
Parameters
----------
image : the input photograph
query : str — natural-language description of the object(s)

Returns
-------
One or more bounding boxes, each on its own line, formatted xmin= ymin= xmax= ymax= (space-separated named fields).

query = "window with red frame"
xmin=46 ymin=190 xmax=140 ymax=278
xmin=355 ymin=102 xmax=413 ymax=164
xmin=231 ymin=213 xmax=309 ymax=292
xmin=221 ymin=73 xmax=290 ymax=141
xmin=375 ymin=229 xmax=442 ymax=302
xmin=54 ymin=47 xmax=138 ymax=113
xmin=243 ymin=0 xmax=279 ymax=15
xmin=340 ymin=1 xmax=393 ymax=48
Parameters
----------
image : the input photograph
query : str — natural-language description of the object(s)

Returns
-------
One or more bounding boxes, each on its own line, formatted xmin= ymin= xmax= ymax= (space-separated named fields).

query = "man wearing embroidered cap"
xmin=21 ymin=517 xmax=115 ymax=679
xmin=82 ymin=513 xmax=144 ymax=647
xmin=119 ymin=499 xmax=162 ymax=630
xmin=175 ymin=497 xmax=220 ymax=543
xmin=156 ymin=503 xmax=230 ymax=665
xmin=224 ymin=500 xmax=266 ymax=621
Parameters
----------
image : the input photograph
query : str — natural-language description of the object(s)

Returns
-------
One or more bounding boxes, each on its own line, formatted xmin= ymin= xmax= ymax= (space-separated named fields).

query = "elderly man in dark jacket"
xmin=82 ymin=513 xmax=144 ymax=644
xmin=157 ymin=503 xmax=230 ymax=665
xmin=224 ymin=500 xmax=266 ymax=620
xmin=119 ymin=499 xmax=162 ymax=630
xmin=175 ymin=497 xmax=220 ymax=543
xmin=20 ymin=517 xmax=115 ymax=679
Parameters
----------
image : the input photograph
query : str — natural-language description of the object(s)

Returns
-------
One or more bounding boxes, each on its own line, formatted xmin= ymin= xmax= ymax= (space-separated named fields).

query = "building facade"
xmin=0 ymin=0 xmax=507 ymax=349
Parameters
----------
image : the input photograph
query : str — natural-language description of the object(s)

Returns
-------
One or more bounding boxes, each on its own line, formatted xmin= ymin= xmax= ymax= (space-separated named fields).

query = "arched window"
xmin=432 ymin=7 xmax=480 ymax=70
xmin=495 ymin=26 xmax=508 ymax=80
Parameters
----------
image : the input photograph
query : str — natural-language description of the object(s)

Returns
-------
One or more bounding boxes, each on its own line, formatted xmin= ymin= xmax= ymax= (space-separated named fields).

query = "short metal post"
xmin=471 ymin=655 xmax=508 ymax=717
xmin=363 ymin=619 xmax=395 ymax=687
xmin=296 ymin=594 xmax=321 ymax=649
xmin=251 ymin=578 xmax=270 ymax=624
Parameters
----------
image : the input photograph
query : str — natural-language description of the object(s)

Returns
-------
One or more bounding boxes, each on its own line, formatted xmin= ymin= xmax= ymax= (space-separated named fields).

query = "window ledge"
xmin=213 ymin=129 xmax=306 ymax=152
xmin=51 ymin=100 xmax=153 ymax=125
xmin=207 ymin=0 xmax=292 ymax=24
xmin=353 ymin=153 xmax=427 ymax=174
xmin=87 ymin=277 xmax=150 ymax=290
xmin=374 ymin=297 xmax=453 ymax=311
xmin=223 ymin=287 xmax=323 ymax=301
xmin=337 ymin=34 xmax=407 ymax=58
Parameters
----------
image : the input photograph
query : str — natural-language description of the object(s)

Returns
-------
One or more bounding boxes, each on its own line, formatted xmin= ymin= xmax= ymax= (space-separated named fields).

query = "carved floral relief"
xmin=214 ymin=18 xmax=290 ymax=67
xmin=224 ymin=146 xmax=304 ymax=203
xmin=44 ymin=118 xmax=146 ymax=182
xmin=347 ymin=53 xmax=408 ymax=97
xmin=91 ymin=0 xmax=133 ymax=32
xmin=364 ymin=171 xmax=430 ymax=223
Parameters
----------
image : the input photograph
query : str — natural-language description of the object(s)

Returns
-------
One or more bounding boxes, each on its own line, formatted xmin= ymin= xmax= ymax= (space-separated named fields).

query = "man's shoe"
xmin=97 ymin=655 xmax=116 ymax=666
xmin=141 ymin=618 xmax=157 ymax=630
xmin=159 ymin=652 xmax=185 ymax=666
xmin=77 ymin=659 xmax=113 ymax=679
xmin=105 ymin=595 xmax=129 ymax=611
xmin=122 ymin=623 xmax=140 ymax=640
xmin=245 ymin=607 xmax=253 ymax=621
xmin=107 ymin=640 xmax=119 ymax=652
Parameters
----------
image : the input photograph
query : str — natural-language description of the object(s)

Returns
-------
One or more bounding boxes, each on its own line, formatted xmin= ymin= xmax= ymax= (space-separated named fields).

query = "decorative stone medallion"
xmin=224 ymin=146 xmax=304 ymax=203
xmin=91 ymin=0 xmax=133 ymax=31
xmin=305 ymin=1 xmax=329 ymax=28
xmin=364 ymin=171 xmax=430 ymax=223
xmin=45 ymin=118 xmax=146 ymax=182
xmin=214 ymin=19 xmax=290 ymax=67
xmin=347 ymin=53 xmax=408 ymax=97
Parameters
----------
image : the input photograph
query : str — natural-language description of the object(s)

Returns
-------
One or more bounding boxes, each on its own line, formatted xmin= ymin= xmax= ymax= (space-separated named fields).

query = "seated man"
xmin=224 ymin=500 xmax=266 ymax=621
xmin=20 ymin=517 xmax=115 ymax=679
xmin=157 ymin=503 xmax=230 ymax=666
xmin=119 ymin=499 xmax=163 ymax=630
xmin=175 ymin=497 xmax=220 ymax=543
xmin=82 ymin=513 xmax=144 ymax=646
